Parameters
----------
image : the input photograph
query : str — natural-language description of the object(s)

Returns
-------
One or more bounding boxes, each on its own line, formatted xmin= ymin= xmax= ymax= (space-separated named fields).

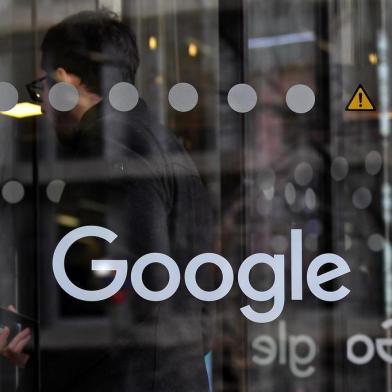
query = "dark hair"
xmin=41 ymin=10 xmax=139 ymax=95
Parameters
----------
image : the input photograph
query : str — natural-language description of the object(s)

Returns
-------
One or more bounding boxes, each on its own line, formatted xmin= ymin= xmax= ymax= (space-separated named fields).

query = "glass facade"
xmin=0 ymin=1 xmax=391 ymax=391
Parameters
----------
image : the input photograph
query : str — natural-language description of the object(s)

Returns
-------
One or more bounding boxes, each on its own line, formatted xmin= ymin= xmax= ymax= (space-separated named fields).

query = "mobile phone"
xmin=0 ymin=307 xmax=36 ymax=342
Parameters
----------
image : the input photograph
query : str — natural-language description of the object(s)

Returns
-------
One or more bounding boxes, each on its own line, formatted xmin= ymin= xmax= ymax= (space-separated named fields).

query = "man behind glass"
xmin=6 ymin=9 xmax=214 ymax=392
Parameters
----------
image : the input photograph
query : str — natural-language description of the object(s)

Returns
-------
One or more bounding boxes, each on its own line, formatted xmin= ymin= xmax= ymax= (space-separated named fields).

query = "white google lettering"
xmin=52 ymin=226 xmax=351 ymax=322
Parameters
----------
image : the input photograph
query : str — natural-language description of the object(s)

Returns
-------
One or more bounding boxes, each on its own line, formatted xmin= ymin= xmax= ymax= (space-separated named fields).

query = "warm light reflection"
xmin=0 ymin=102 xmax=42 ymax=119
xmin=56 ymin=214 xmax=80 ymax=228
xmin=149 ymin=36 xmax=158 ymax=50
xmin=369 ymin=52 xmax=378 ymax=65
xmin=188 ymin=42 xmax=198 ymax=57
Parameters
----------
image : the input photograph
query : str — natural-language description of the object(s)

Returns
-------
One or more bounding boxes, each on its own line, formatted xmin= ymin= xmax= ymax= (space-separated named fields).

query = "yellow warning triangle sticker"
xmin=345 ymin=84 xmax=375 ymax=111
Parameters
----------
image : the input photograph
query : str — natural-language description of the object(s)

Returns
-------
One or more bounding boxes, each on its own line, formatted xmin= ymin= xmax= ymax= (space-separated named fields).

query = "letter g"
xmin=52 ymin=226 xmax=128 ymax=301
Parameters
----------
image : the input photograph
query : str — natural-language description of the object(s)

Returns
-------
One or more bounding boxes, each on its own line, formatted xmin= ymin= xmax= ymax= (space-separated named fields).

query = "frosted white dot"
xmin=368 ymin=234 xmax=384 ymax=252
xmin=46 ymin=179 xmax=66 ymax=203
xmin=285 ymin=183 xmax=296 ymax=205
xmin=2 ymin=180 xmax=24 ymax=204
xmin=352 ymin=187 xmax=372 ymax=209
xmin=331 ymin=157 xmax=349 ymax=181
xmin=0 ymin=82 xmax=18 ymax=111
xmin=169 ymin=83 xmax=198 ymax=112
xmin=49 ymin=82 xmax=79 ymax=111
xmin=286 ymin=84 xmax=315 ymax=114
xmin=294 ymin=162 xmax=313 ymax=186
xmin=109 ymin=82 xmax=139 ymax=112
xmin=305 ymin=188 xmax=317 ymax=210
xmin=365 ymin=151 xmax=382 ymax=176
xmin=227 ymin=84 xmax=257 ymax=113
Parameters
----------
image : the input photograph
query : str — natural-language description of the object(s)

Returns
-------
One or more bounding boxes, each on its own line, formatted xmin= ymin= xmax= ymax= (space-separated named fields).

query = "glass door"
xmin=1 ymin=1 xmax=392 ymax=392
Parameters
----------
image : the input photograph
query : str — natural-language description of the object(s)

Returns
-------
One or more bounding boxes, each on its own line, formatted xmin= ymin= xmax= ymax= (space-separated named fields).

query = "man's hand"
xmin=0 ymin=305 xmax=31 ymax=368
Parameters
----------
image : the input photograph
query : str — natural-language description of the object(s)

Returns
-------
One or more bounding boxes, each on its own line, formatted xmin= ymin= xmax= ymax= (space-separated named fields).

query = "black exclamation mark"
xmin=359 ymin=92 xmax=363 ymax=107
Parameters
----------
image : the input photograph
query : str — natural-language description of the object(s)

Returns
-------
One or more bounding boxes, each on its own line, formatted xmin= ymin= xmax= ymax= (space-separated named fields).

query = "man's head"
xmin=40 ymin=10 xmax=139 ymax=137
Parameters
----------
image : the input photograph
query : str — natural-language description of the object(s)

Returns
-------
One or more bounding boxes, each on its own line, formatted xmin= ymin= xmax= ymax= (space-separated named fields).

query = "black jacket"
xmin=41 ymin=99 xmax=214 ymax=392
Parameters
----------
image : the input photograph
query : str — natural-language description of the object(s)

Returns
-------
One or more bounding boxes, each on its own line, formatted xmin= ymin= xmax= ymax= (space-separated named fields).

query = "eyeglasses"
xmin=26 ymin=75 xmax=57 ymax=103
xmin=26 ymin=76 xmax=47 ymax=103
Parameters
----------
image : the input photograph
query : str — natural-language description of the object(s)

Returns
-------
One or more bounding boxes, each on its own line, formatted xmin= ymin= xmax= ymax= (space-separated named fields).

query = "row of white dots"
xmin=1 ymin=173 xmax=377 ymax=213
xmin=0 ymin=179 xmax=385 ymax=254
xmin=0 ymin=81 xmax=315 ymax=114
xmin=256 ymin=182 xmax=373 ymax=213
xmin=255 ymin=151 xmax=382 ymax=192
xmin=0 ymin=149 xmax=382 ymax=206
xmin=253 ymin=152 xmax=382 ymax=215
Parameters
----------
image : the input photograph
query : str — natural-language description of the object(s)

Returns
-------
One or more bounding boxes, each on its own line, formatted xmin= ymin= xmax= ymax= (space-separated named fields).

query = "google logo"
xmin=53 ymin=226 xmax=351 ymax=323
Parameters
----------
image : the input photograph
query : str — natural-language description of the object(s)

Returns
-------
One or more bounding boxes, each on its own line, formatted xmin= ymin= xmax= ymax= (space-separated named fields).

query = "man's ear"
xmin=55 ymin=67 xmax=82 ymax=87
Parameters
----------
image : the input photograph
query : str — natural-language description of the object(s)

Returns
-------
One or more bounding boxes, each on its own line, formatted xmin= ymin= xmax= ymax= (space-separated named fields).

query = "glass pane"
xmin=245 ymin=1 xmax=392 ymax=392
xmin=35 ymin=1 xmax=221 ymax=391
xmin=1 ymin=1 xmax=392 ymax=391
xmin=0 ymin=0 xmax=38 ymax=390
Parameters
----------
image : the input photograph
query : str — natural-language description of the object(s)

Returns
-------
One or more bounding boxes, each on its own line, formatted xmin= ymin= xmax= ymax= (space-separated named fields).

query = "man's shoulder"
xmin=103 ymin=102 xmax=199 ymax=177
